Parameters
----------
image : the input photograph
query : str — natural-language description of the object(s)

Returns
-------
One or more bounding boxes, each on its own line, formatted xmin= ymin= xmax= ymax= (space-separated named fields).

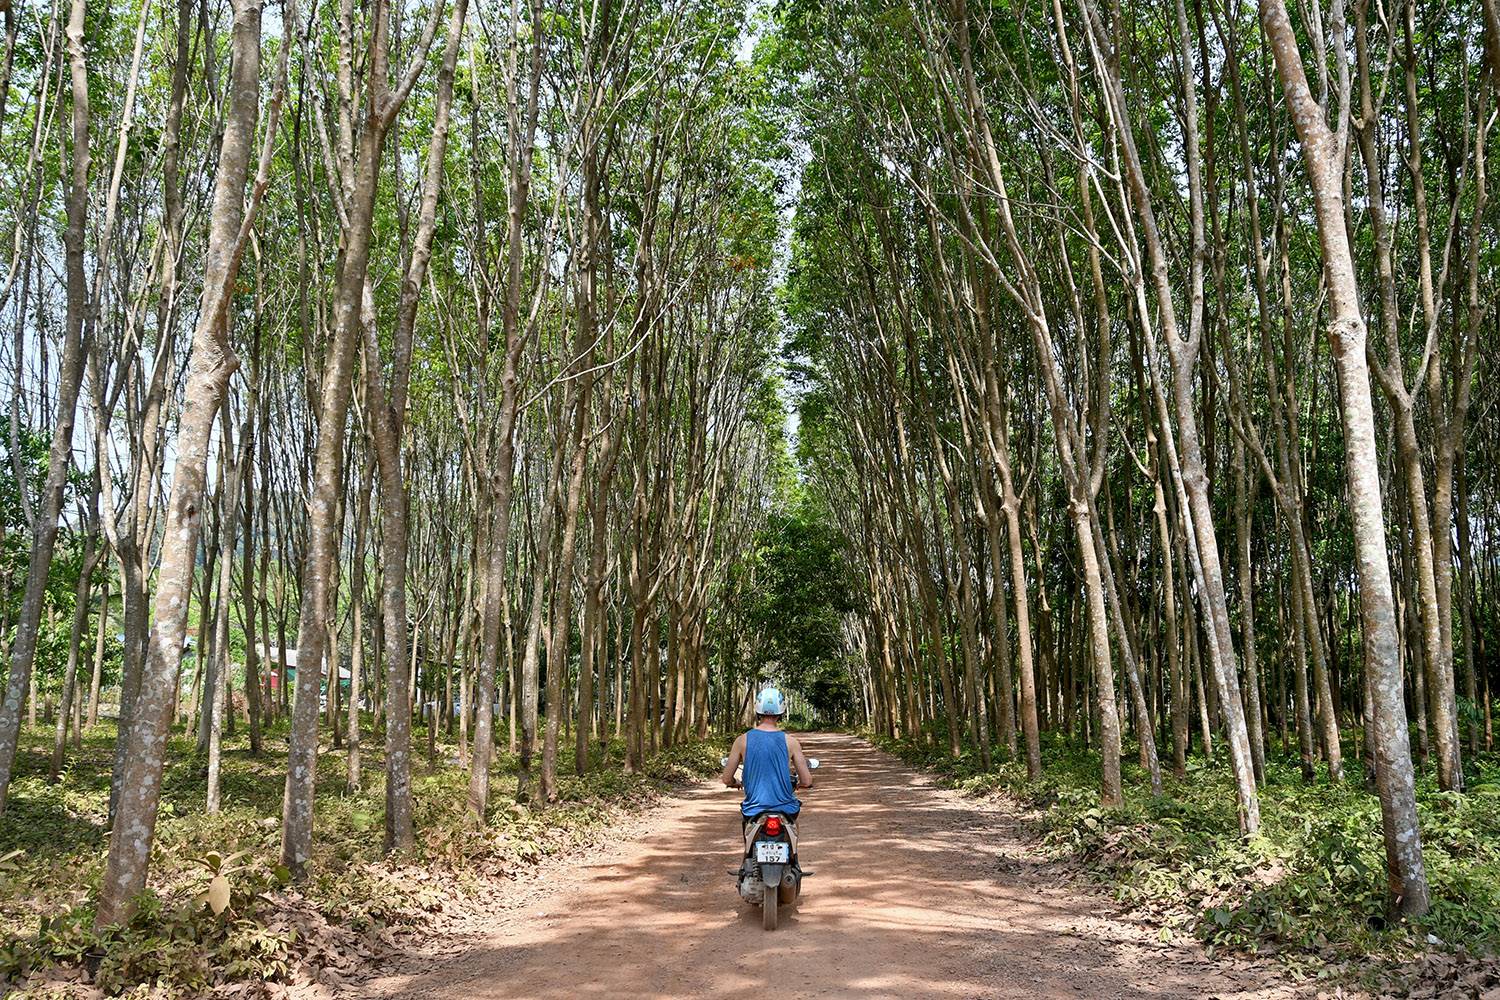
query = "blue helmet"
xmin=754 ymin=686 xmax=787 ymax=717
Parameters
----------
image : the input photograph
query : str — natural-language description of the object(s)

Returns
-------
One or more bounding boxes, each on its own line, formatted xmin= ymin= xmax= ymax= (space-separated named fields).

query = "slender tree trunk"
xmin=87 ymin=571 xmax=109 ymax=729
xmin=1083 ymin=0 xmax=1257 ymax=830
xmin=208 ymin=405 xmax=248 ymax=814
xmin=577 ymin=468 xmax=615 ymax=774
xmin=96 ymin=0 xmax=271 ymax=924
xmin=50 ymin=501 xmax=99 ymax=782
xmin=0 ymin=0 xmax=93 ymax=811
xmin=346 ymin=454 xmax=373 ymax=789
xmin=362 ymin=0 xmax=463 ymax=849
xmin=1235 ymin=438 xmax=1266 ymax=783
xmin=1286 ymin=542 xmax=1317 ymax=780
xmin=283 ymin=0 xmax=437 ymax=871
xmin=469 ymin=0 xmax=543 ymax=823
xmin=1153 ymin=467 xmax=1187 ymax=777
xmin=540 ymin=356 xmax=593 ymax=800
xmin=1260 ymin=0 xmax=1428 ymax=915
xmin=515 ymin=496 xmax=554 ymax=802
xmin=239 ymin=360 xmax=263 ymax=756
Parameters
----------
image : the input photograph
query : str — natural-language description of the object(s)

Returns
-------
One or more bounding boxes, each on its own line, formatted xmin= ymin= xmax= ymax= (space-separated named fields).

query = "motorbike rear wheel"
xmin=762 ymin=886 xmax=778 ymax=930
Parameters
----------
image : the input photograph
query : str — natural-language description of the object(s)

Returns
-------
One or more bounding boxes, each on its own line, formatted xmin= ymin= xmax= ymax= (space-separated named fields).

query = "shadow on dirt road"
xmin=358 ymin=733 xmax=1302 ymax=1000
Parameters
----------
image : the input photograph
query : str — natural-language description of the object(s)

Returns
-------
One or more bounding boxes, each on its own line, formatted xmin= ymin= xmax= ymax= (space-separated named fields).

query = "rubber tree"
xmin=1258 ymin=0 xmax=1429 ymax=917
xmin=0 ymin=0 xmax=92 ymax=813
xmin=281 ymin=0 xmax=441 ymax=875
xmin=95 ymin=0 xmax=284 ymax=926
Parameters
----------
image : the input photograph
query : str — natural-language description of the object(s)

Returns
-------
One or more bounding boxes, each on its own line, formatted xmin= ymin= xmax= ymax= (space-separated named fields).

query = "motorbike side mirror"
xmin=719 ymin=757 xmax=729 ymax=767
xmin=808 ymin=758 xmax=820 ymax=769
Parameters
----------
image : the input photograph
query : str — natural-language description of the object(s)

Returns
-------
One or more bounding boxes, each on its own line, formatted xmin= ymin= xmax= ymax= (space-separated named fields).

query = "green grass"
xmin=0 ymin=718 xmax=725 ymax=995
xmin=870 ymin=727 xmax=1500 ymax=990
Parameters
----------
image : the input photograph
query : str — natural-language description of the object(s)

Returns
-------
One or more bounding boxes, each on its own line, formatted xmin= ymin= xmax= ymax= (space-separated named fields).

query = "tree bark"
xmin=96 ymin=0 xmax=269 ymax=925
xmin=282 ymin=0 xmax=438 ymax=872
xmin=1260 ymin=0 xmax=1429 ymax=916
xmin=208 ymin=403 xmax=248 ymax=814
xmin=50 ymin=484 xmax=100 ymax=782
xmin=0 ymin=0 xmax=93 ymax=811
xmin=468 ymin=0 xmax=544 ymax=823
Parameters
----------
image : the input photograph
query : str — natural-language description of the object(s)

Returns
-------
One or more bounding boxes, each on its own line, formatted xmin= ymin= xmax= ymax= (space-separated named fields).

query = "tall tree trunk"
xmin=87 ymin=571 xmax=109 ymax=729
xmin=282 ymin=0 xmax=438 ymax=872
xmin=50 ymin=486 xmax=100 ymax=782
xmin=1153 ymin=460 xmax=1187 ymax=778
xmin=1234 ymin=438 xmax=1266 ymax=783
xmin=239 ymin=346 xmax=263 ymax=756
xmin=1260 ymin=0 xmax=1429 ymax=916
xmin=363 ymin=0 xmax=464 ymax=849
xmin=346 ymin=453 xmax=374 ymax=789
xmin=1083 ymin=0 xmax=1258 ymax=831
xmin=208 ymin=405 xmax=248 ymax=814
xmin=96 ymin=0 xmax=271 ymax=925
xmin=1353 ymin=5 xmax=1462 ymax=792
xmin=0 ymin=0 xmax=93 ymax=811
xmin=468 ymin=0 xmax=544 ymax=823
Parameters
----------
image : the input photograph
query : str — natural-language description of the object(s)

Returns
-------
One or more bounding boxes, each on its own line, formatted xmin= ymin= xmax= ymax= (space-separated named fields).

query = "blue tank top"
xmin=741 ymin=729 xmax=800 ymax=817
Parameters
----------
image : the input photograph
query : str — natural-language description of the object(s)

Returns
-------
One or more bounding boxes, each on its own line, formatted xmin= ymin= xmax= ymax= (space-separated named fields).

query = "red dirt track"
xmin=359 ymin=733 xmax=1304 ymax=999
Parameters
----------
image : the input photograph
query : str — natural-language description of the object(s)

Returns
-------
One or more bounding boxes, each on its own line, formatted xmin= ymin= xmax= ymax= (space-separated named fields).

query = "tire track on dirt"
xmin=356 ymin=733 xmax=1307 ymax=1000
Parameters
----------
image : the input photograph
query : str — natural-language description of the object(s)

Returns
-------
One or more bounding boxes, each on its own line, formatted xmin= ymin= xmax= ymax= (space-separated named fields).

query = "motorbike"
xmin=721 ymin=755 xmax=819 ymax=930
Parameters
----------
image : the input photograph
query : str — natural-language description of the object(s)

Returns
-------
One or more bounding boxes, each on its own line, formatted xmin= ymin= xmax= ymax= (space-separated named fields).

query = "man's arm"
xmin=721 ymin=734 xmax=746 ymax=788
xmin=787 ymin=734 xmax=814 ymax=791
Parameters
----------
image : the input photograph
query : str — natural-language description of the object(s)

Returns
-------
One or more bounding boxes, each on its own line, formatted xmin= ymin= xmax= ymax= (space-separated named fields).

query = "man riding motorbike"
xmin=720 ymin=687 xmax=814 ymax=829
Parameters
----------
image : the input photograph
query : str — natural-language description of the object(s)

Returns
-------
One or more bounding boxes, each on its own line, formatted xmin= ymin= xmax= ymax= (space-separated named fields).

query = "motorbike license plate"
xmin=755 ymin=841 xmax=789 ymax=864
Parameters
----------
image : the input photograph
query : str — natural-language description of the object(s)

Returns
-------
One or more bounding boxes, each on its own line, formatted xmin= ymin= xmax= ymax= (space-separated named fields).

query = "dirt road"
xmin=360 ymin=734 xmax=1303 ymax=999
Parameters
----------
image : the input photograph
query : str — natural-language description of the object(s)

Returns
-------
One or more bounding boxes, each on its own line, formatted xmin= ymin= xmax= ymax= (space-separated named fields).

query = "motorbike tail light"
xmin=764 ymin=816 xmax=782 ymax=837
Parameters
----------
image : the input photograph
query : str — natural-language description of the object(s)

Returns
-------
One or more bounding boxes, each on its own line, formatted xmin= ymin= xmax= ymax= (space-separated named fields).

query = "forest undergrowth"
xmin=871 ymin=731 xmax=1500 ymax=997
xmin=0 ymin=724 xmax=725 ymax=996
